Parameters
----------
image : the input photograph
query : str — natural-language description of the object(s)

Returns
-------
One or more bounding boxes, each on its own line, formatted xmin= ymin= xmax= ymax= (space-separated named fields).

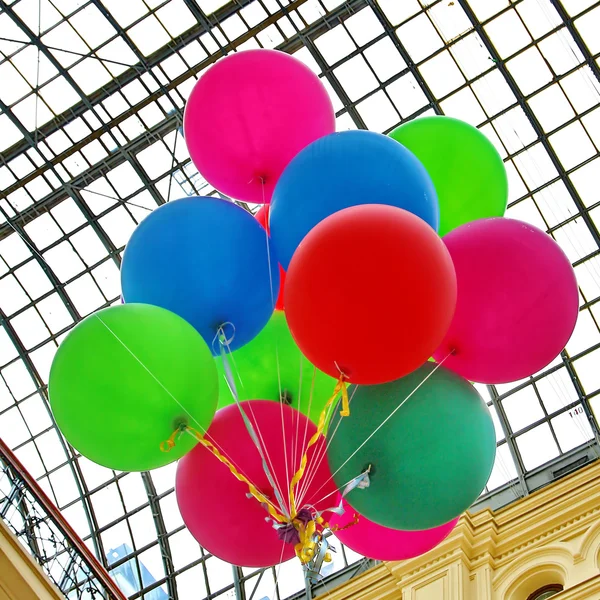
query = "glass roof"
xmin=1 ymin=0 xmax=600 ymax=597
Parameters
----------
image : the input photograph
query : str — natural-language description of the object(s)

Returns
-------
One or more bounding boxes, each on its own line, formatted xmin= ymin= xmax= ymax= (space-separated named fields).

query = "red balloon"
xmin=330 ymin=498 xmax=458 ymax=561
xmin=175 ymin=400 xmax=337 ymax=567
xmin=256 ymin=205 xmax=285 ymax=310
xmin=285 ymin=205 xmax=457 ymax=384
xmin=255 ymin=205 xmax=270 ymax=230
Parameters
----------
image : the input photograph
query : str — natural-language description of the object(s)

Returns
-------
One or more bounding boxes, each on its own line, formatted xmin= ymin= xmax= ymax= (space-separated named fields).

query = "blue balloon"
xmin=121 ymin=197 xmax=279 ymax=353
xmin=269 ymin=130 xmax=439 ymax=269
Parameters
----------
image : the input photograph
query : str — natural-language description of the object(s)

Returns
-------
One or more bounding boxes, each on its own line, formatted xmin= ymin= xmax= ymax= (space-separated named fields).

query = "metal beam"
xmin=457 ymin=0 xmax=600 ymax=248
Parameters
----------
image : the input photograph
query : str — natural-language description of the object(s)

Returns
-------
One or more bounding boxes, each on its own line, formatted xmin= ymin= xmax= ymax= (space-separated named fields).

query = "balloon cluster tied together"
xmin=49 ymin=49 xmax=578 ymax=577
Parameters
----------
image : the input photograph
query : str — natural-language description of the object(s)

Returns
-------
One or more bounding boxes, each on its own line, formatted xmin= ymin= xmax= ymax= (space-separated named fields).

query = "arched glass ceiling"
xmin=1 ymin=0 xmax=600 ymax=598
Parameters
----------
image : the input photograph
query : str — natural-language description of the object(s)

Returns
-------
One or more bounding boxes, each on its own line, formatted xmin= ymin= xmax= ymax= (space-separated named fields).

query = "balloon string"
xmin=288 ymin=375 xmax=348 ymax=518
xmin=295 ymin=366 xmax=319 ymax=505
xmin=296 ymin=369 xmax=352 ymax=505
xmin=217 ymin=328 xmax=290 ymax=518
xmin=94 ymin=313 xmax=210 ymax=433
xmin=95 ymin=301 xmax=288 ymax=522
xmin=296 ymin=384 xmax=359 ymax=508
xmin=259 ymin=176 xmax=291 ymax=514
xmin=161 ymin=424 xmax=288 ymax=524
xmin=309 ymin=468 xmax=371 ymax=511
xmin=291 ymin=352 xmax=305 ymax=503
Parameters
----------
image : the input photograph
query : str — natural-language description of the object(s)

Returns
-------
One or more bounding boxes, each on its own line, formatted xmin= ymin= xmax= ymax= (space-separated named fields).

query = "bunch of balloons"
xmin=48 ymin=49 xmax=579 ymax=576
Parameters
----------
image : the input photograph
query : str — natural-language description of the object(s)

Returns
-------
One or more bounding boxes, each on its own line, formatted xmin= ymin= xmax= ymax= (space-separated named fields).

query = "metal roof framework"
xmin=1 ymin=0 xmax=600 ymax=598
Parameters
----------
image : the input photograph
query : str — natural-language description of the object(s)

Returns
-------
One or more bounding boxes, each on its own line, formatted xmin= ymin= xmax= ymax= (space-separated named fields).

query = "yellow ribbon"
xmin=160 ymin=374 xmax=351 ymax=565
xmin=295 ymin=519 xmax=317 ymax=563
xmin=294 ymin=515 xmax=334 ymax=565
xmin=329 ymin=512 xmax=360 ymax=533
xmin=161 ymin=425 xmax=287 ymax=524
xmin=339 ymin=376 xmax=350 ymax=418
xmin=288 ymin=375 xmax=349 ymax=518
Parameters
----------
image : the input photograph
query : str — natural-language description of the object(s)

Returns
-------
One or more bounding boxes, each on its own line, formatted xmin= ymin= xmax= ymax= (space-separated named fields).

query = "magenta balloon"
xmin=175 ymin=400 xmax=337 ymax=568
xmin=184 ymin=49 xmax=335 ymax=204
xmin=433 ymin=218 xmax=578 ymax=383
xmin=330 ymin=499 xmax=458 ymax=561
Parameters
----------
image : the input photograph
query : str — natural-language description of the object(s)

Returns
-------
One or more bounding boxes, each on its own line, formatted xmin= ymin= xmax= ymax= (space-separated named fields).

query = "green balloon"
xmin=216 ymin=311 xmax=337 ymax=424
xmin=389 ymin=116 xmax=508 ymax=237
xmin=326 ymin=363 xmax=496 ymax=530
xmin=49 ymin=304 xmax=218 ymax=472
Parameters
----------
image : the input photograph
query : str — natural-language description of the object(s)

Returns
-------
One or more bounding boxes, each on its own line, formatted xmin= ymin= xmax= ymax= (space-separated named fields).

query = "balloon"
xmin=176 ymin=401 xmax=337 ymax=567
xmin=121 ymin=197 xmax=279 ymax=353
xmin=330 ymin=498 xmax=459 ymax=561
xmin=49 ymin=304 xmax=218 ymax=472
xmin=433 ymin=218 xmax=579 ymax=383
xmin=270 ymin=130 xmax=439 ymax=269
xmin=326 ymin=363 xmax=496 ymax=530
xmin=389 ymin=116 xmax=508 ymax=237
xmin=256 ymin=205 xmax=285 ymax=310
xmin=184 ymin=49 xmax=335 ymax=204
xmin=255 ymin=205 xmax=269 ymax=229
xmin=216 ymin=311 xmax=337 ymax=424
xmin=285 ymin=205 xmax=456 ymax=384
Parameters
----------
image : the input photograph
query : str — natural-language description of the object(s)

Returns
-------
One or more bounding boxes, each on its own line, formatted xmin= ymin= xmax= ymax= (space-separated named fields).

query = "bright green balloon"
xmin=389 ymin=116 xmax=508 ymax=237
xmin=49 ymin=304 xmax=218 ymax=472
xmin=326 ymin=363 xmax=496 ymax=531
xmin=216 ymin=311 xmax=337 ymax=424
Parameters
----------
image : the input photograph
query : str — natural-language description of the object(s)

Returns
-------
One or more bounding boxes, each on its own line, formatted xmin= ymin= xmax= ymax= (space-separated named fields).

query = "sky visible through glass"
xmin=1 ymin=0 xmax=600 ymax=598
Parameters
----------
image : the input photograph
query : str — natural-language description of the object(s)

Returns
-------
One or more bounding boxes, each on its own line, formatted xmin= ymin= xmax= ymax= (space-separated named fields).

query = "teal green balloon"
xmin=326 ymin=363 xmax=496 ymax=530
xmin=49 ymin=304 xmax=218 ymax=472
xmin=216 ymin=311 xmax=337 ymax=424
xmin=389 ymin=116 xmax=508 ymax=237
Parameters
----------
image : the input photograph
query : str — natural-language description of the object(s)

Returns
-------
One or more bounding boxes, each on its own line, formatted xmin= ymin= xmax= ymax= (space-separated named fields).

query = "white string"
xmin=307 ymin=471 xmax=374 ymax=518
xmin=218 ymin=331 xmax=289 ymax=518
xmin=269 ymin=540 xmax=288 ymax=600
xmin=293 ymin=367 xmax=321 ymax=505
xmin=295 ymin=402 xmax=335 ymax=507
xmin=303 ymin=354 xmax=453 ymax=508
xmin=296 ymin=384 xmax=356 ymax=506
xmin=291 ymin=351 xmax=305 ymax=496
xmin=94 ymin=314 xmax=271 ymax=498
xmin=258 ymin=178 xmax=291 ymax=513
xmin=494 ymin=447 xmax=522 ymax=500
xmin=296 ymin=385 xmax=359 ymax=508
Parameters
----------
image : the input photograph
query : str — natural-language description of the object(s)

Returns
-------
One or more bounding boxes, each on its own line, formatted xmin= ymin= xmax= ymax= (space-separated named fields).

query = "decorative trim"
xmin=324 ymin=460 xmax=600 ymax=600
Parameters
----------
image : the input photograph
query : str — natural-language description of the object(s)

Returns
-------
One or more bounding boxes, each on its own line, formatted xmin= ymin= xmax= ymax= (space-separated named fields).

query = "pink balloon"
xmin=176 ymin=400 xmax=337 ymax=567
xmin=433 ymin=218 xmax=578 ymax=383
xmin=184 ymin=49 xmax=335 ymax=204
xmin=330 ymin=498 xmax=458 ymax=561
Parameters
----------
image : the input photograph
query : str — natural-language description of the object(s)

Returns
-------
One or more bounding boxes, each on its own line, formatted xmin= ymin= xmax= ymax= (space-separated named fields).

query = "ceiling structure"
xmin=1 ymin=0 xmax=600 ymax=598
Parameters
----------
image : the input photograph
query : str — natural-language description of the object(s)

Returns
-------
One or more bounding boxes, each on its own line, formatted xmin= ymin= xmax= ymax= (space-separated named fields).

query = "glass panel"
xmin=2 ymin=1 xmax=600 ymax=597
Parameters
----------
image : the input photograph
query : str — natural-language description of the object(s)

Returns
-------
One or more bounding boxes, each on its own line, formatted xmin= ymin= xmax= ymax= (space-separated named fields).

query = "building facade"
xmin=325 ymin=460 xmax=600 ymax=600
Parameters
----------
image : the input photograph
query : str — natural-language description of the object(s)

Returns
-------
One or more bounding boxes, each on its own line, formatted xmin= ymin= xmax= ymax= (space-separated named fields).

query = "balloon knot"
xmin=160 ymin=423 xmax=188 ymax=452
xmin=280 ymin=390 xmax=293 ymax=406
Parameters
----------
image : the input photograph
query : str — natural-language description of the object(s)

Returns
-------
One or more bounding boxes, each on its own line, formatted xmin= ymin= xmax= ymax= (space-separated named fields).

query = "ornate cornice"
xmin=322 ymin=460 xmax=600 ymax=600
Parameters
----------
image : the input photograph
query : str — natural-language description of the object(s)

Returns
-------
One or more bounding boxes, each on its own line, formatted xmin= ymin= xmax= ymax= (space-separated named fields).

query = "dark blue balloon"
xmin=121 ymin=197 xmax=279 ymax=353
xmin=269 ymin=130 xmax=439 ymax=269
